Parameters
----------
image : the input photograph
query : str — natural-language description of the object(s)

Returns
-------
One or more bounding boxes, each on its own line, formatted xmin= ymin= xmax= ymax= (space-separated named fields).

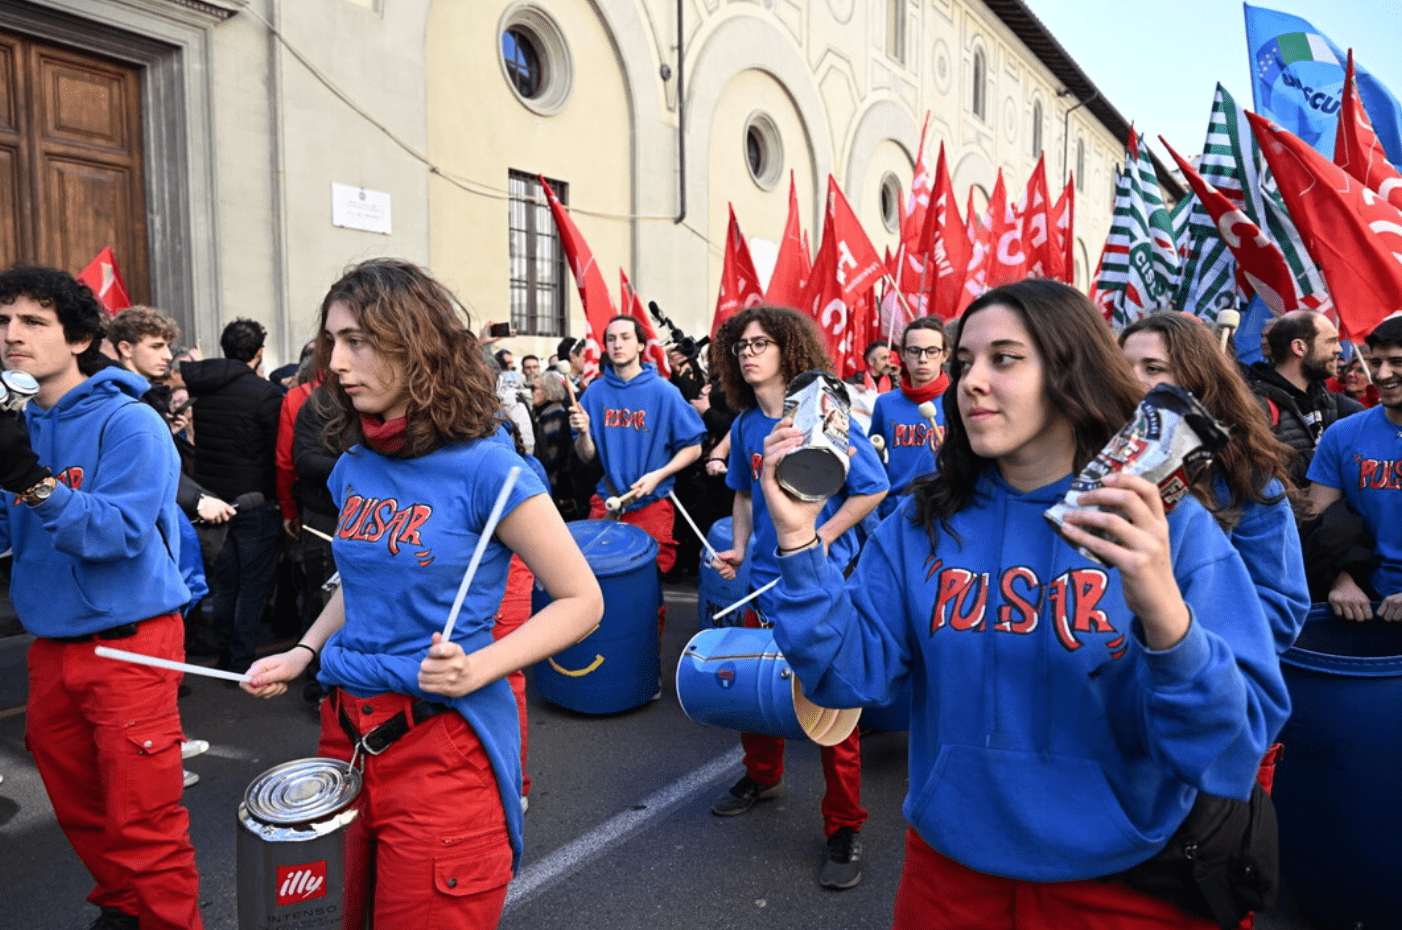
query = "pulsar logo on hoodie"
xmin=604 ymin=408 xmax=647 ymax=431
xmin=924 ymin=557 xmax=1126 ymax=659
xmin=336 ymin=489 xmax=435 ymax=566
xmin=1353 ymin=452 xmax=1402 ymax=490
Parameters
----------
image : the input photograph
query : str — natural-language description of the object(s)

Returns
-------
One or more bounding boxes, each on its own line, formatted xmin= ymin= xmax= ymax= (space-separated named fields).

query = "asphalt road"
xmin=0 ymin=582 xmax=1320 ymax=930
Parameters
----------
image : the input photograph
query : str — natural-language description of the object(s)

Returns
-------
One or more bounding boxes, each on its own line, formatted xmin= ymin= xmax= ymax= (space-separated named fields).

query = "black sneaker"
xmin=88 ymin=907 xmax=139 ymax=930
xmin=818 ymin=827 xmax=862 ymax=889
xmin=710 ymin=775 xmax=781 ymax=817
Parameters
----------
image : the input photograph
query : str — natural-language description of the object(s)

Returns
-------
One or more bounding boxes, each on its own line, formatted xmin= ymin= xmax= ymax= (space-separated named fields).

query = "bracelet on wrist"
xmin=776 ymin=534 xmax=821 ymax=556
xmin=292 ymin=642 xmax=319 ymax=661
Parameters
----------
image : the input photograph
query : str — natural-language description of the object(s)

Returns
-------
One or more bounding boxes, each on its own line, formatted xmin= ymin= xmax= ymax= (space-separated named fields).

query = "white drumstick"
xmin=712 ymin=578 xmax=780 ymax=621
xmin=668 ymin=490 xmax=721 ymax=565
xmin=95 ymin=646 xmax=252 ymax=683
xmin=302 ymin=525 xmax=335 ymax=543
xmin=440 ymin=466 xmax=521 ymax=643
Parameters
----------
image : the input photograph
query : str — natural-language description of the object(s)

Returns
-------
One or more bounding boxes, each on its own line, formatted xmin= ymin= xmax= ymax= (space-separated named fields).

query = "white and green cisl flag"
xmin=1092 ymin=131 xmax=1179 ymax=326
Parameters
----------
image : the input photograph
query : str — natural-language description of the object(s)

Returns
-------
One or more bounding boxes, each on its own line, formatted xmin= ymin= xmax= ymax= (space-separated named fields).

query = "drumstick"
xmin=917 ymin=401 xmax=945 ymax=446
xmin=668 ymin=490 xmax=721 ymax=565
xmin=1216 ymin=308 xmax=1241 ymax=354
xmin=440 ymin=466 xmax=522 ymax=643
xmin=95 ymin=645 xmax=252 ymax=683
xmin=322 ymin=571 xmax=341 ymax=592
xmin=604 ymin=487 xmax=642 ymax=512
xmin=869 ymin=433 xmax=887 ymax=463
xmin=712 ymin=578 xmax=780 ymax=621
xmin=302 ymin=525 xmax=335 ymax=543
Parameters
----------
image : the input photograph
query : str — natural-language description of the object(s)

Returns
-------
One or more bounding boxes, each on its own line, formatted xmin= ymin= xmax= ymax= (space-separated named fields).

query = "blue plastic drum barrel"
xmin=531 ymin=521 xmax=661 ymax=714
xmin=696 ymin=517 xmax=751 ymax=629
xmin=1273 ymin=604 xmax=1402 ymax=929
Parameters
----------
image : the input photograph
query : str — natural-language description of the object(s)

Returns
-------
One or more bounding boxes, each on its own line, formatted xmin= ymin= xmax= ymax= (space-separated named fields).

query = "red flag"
xmin=765 ymin=173 xmax=811 ymax=309
xmin=962 ymin=172 xmax=1007 ymax=304
xmin=76 ymin=247 xmax=131 ymax=316
xmin=620 ymin=269 xmax=671 ymax=377
xmin=900 ymin=112 xmax=933 ymax=255
xmin=925 ymin=145 xmax=971 ymax=321
xmin=987 ymin=171 xmax=1028 ymax=288
xmin=711 ymin=204 xmax=765 ymax=337
xmin=824 ymin=176 xmax=885 ymax=304
xmin=1052 ymin=177 xmax=1075 ymax=285
xmin=802 ymin=220 xmax=855 ymax=378
xmin=1162 ymin=137 xmax=1300 ymax=315
xmin=1334 ymin=50 xmax=1402 ymax=211
xmin=540 ymin=177 xmax=615 ymax=381
xmin=1248 ymin=112 xmax=1402 ymax=340
xmin=1019 ymin=156 xmax=1058 ymax=280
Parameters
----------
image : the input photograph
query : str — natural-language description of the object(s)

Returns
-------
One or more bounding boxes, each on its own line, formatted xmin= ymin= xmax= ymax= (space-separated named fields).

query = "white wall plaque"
xmin=331 ymin=183 xmax=392 ymax=235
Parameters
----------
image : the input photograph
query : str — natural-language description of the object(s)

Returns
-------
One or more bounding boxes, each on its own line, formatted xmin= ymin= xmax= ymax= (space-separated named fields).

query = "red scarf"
xmin=360 ymin=414 xmax=408 ymax=455
xmin=900 ymin=370 xmax=948 ymax=406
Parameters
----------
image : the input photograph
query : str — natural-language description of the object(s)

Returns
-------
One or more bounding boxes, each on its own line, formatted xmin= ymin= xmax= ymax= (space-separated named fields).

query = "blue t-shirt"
xmin=870 ymin=388 xmax=945 ymax=516
xmin=581 ymin=363 xmax=705 ymax=508
xmin=1306 ymin=405 xmax=1402 ymax=596
xmin=726 ymin=407 xmax=889 ymax=608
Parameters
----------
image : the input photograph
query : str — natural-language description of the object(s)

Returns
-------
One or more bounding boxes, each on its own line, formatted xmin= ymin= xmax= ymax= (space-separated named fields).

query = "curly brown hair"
xmin=711 ymin=305 xmax=834 ymax=410
xmin=312 ymin=259 xmax=500 ymax=458
xmin=109 ymin=306 xmax=179 ymax=348
xmin=1119 ymin=312 xmax=1296 ymax=527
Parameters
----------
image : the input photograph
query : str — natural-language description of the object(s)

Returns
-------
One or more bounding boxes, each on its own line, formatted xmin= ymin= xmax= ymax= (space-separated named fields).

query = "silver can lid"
xmin=242 ymin=757 xmax=362 ymax=826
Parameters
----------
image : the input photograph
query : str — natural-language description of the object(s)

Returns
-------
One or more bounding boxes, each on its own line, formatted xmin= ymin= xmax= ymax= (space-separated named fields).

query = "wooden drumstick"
xmin=604 ymin=487 xmax=642 ymax=513
xmin=1216 ymin=308 xmax=1241 ymax=354
xmin=869 ymin=433 xmax=887 ymax=463
xmin=917 ymin=401 xmax=945 ymax=446
xmin=440 ymin=466 xmax=521 ymax=643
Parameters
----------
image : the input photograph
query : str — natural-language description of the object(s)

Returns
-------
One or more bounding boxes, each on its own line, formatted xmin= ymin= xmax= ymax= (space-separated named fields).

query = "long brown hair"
xmin=914 ymin=280 xmax=1144 ymax=535
xmin=1119 ymin=312 xmax=1296 ymax=527
xmin=711 ymin=305 xmax=834 ymax=411
xmin=313 ymin=259 xmax=500 ymax=458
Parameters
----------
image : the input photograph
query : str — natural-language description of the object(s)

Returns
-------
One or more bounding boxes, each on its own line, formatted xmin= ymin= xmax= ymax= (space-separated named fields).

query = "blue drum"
xmin=696 ymin=517 xmax=751 ymax=629
xmin=1273 ymin=604 xmax=1402 ymax=929
xmin=676 ymin=627 xmax=860 ymax=746
xmin=532 ymin=521 xmax=661 ymax=714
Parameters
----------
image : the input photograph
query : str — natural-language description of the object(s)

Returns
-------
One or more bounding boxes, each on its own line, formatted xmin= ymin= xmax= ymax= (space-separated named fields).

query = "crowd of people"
xmin=1 ymin=256 xmax=1398 ymax=929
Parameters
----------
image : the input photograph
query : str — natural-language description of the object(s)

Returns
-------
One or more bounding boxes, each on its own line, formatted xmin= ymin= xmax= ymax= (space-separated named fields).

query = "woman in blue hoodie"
xmin=758 ymin=280 xmax=1289 ymax=928
xmin=244 ymin=259 xmax=602 ymax=929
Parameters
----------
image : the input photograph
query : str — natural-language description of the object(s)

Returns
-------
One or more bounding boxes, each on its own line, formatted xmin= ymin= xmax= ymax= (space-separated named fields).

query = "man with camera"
xmin=0 ymin=265 xmax=202 ymax=930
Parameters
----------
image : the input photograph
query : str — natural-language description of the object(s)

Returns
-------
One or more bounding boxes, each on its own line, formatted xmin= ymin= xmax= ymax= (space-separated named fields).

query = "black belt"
xmin=337 ymin=693 xmax=450 ymax=757
xmin=49 ymin=622 xmax=140 ymax=645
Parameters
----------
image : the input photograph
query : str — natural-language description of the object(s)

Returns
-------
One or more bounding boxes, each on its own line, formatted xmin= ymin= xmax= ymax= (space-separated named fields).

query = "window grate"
xmin=508 ymin=171 xmax=569 ymax=337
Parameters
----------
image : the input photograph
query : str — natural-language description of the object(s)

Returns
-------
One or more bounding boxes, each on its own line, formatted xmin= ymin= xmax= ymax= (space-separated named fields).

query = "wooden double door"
xmin=0 ymin=29 xmax=148 ymax=301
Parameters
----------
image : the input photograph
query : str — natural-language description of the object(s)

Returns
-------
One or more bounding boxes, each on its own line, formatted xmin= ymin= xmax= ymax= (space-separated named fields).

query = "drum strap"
xmin=337 ymin=695 xmax=451 ymax=760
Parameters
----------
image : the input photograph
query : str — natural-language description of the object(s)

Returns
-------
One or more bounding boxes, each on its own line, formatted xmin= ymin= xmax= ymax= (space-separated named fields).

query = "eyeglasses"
xmin=902 ymin=345 xmax=945 ymax=360
xmin=731 ymin=337 xmax=776 ymax=357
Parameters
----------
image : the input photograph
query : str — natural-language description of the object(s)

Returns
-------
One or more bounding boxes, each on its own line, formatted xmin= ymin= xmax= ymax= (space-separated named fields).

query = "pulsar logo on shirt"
xmin=750 ymin=452 xmax=762 ymax=481
xmin=923 ymin=557 xmax=1125 ymax=658
xmin=1353 ymin=452 xmax=1402 ymax=490
xmin=892 ymin=423 xmax=937 ymax=448
xmin=275 ymin=861 xmax=327 ymax=905
xmin=604 ymin=408 xmax=647 ymax=430
xmin=336 ymin=491 xmax=435 ymax=565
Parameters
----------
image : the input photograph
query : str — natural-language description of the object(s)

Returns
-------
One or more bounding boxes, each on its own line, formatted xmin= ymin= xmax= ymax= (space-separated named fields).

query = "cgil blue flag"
xmin=1244 ymin=3 xmax=1402 ymax=165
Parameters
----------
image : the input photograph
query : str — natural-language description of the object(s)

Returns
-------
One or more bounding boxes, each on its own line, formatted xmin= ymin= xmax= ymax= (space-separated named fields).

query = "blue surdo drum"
xmin=696 ymin=517 xmax=751 ymax=629
xmin=1273 ymin=604 xmax=1402 ymax=929
xmin=531 ymin=520 xmax=661 ymax=714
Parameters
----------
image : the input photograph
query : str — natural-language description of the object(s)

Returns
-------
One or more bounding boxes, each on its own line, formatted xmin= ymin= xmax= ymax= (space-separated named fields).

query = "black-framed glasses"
xmin=902 ymin=345 xmax=945 ymax=360
xmin=731 ymin=337 xmax=776 ymax=357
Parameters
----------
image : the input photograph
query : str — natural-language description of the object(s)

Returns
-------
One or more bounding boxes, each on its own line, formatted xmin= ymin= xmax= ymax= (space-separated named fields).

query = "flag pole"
xmin=881 ymin=272 xmax=917 ymax=342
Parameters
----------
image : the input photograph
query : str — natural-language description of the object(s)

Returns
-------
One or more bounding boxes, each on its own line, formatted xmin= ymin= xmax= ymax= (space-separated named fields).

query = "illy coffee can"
xmin=776 ymin=371 xmax=851 ymax=501
xmin=237 ymin=757 xmax=363 ymax=930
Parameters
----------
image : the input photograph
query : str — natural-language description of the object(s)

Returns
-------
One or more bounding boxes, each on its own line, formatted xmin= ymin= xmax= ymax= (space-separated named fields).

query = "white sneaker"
xmin=183 ymin=769 xmax=200 ymax=788
xmin=521 ymin=795 xmax=529 ymax=814
xmin=181 ymin=739 xmax=209 ymax=760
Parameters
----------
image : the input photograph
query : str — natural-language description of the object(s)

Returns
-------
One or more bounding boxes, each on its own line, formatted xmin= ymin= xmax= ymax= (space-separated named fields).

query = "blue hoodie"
xmin=580 ymin=362 xmax=705 ymax=508
xmin=771 ymin=470 xmax=1289 ymax=882
xmin=1 ymin=367 xmax=190 ymax=637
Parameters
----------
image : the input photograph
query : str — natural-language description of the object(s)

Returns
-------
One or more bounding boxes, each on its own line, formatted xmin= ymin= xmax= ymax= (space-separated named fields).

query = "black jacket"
xmin=292 ymin=388 xmax=340 ymax=518
xmin=182 ymin=358 xmax=283 ymax=502
xmin=1246 ymin=362 xmax=1363 ymax=486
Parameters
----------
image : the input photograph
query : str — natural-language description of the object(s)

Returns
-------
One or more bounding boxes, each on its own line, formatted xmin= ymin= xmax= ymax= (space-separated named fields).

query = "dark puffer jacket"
xmin=1247 ymin=362 xmax=1364 ymax=486
xmin=181 ymin=358 xmax=283 ymax=502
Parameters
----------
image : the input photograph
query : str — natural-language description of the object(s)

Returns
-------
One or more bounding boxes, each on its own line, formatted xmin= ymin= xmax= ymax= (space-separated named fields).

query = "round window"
xmin=743 ymin=112 xmax=783 ymax=190
xmin=498 ymin=6 xmax=572 ymax=116
xmin=880 ymin=173 xmax=902 ymax=233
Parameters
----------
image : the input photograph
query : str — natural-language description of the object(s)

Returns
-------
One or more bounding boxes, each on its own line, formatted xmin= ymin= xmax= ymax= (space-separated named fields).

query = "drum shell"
xmin=776 ymin=372 xmax=851 ymax=502
xmin=676 ymin=626 xmax=859 ymax=746
xmin=697 ymin=517 xmax=751 ymax=629
xmin=236 ymin=758 xmax=362 ymax=930
xmin=532 ymin=521 xmax=661 ymax=714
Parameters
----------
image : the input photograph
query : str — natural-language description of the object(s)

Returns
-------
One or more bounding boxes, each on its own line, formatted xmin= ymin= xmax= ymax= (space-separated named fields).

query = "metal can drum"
xmin=237 ymin=757 xmax=363 ymax=930
xmin=775 ymin=370 xmax=851 ymax=501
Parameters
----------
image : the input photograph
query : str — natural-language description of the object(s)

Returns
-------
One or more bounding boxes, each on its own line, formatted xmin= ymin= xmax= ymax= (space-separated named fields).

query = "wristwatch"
xmin=20 ymin=476 xmax=57 ymax=506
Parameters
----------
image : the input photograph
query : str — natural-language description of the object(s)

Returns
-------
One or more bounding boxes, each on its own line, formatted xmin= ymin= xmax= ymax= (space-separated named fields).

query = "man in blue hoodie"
xmin=0 ymin=266 xmax=202 ymax=930
xmin=571 ymin=315 xmax=705 ymax=575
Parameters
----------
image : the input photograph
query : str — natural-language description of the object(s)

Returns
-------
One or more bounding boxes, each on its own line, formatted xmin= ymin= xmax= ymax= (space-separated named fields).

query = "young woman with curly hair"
xmin=755 ymin=280 xmax=1288 ymax=928
xmin=708 ymin=305 xmax=888 ymax=891
xmin=245 ymin=258 xmax=602 ymax=929
xmin=1120 ymin=311 xmax=1309 ymax=654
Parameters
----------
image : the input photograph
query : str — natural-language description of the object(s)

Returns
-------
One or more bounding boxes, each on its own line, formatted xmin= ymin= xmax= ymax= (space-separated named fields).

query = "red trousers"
xmin=493 ymin=554 xmax=533 ymax=796
xmin=588 ymin=494 xmax=678 ymax=574
xmin=891 ymin=828 xmax=1217 ymax=930
xmin=737 ymin=607 xmax=865 ymax=836
xmin=26 ymin=613 xmax=203 ymax=930
xmin=319 ymin=691 xmax=512 ymax=929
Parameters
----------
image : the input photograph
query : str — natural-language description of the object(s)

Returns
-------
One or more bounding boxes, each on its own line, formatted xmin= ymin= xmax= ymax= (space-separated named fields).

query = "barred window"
xmin=508 ymin=171 xmax=568 ymax=337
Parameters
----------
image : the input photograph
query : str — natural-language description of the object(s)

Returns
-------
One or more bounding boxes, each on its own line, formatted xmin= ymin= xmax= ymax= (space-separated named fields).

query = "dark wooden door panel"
xmin=37 ymin=50 xmax=133 ymax=154
xmin=0 ymin=147 xmax=22 ymax=268
xmin=41 ymin=157 xmax=132 ymax=277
